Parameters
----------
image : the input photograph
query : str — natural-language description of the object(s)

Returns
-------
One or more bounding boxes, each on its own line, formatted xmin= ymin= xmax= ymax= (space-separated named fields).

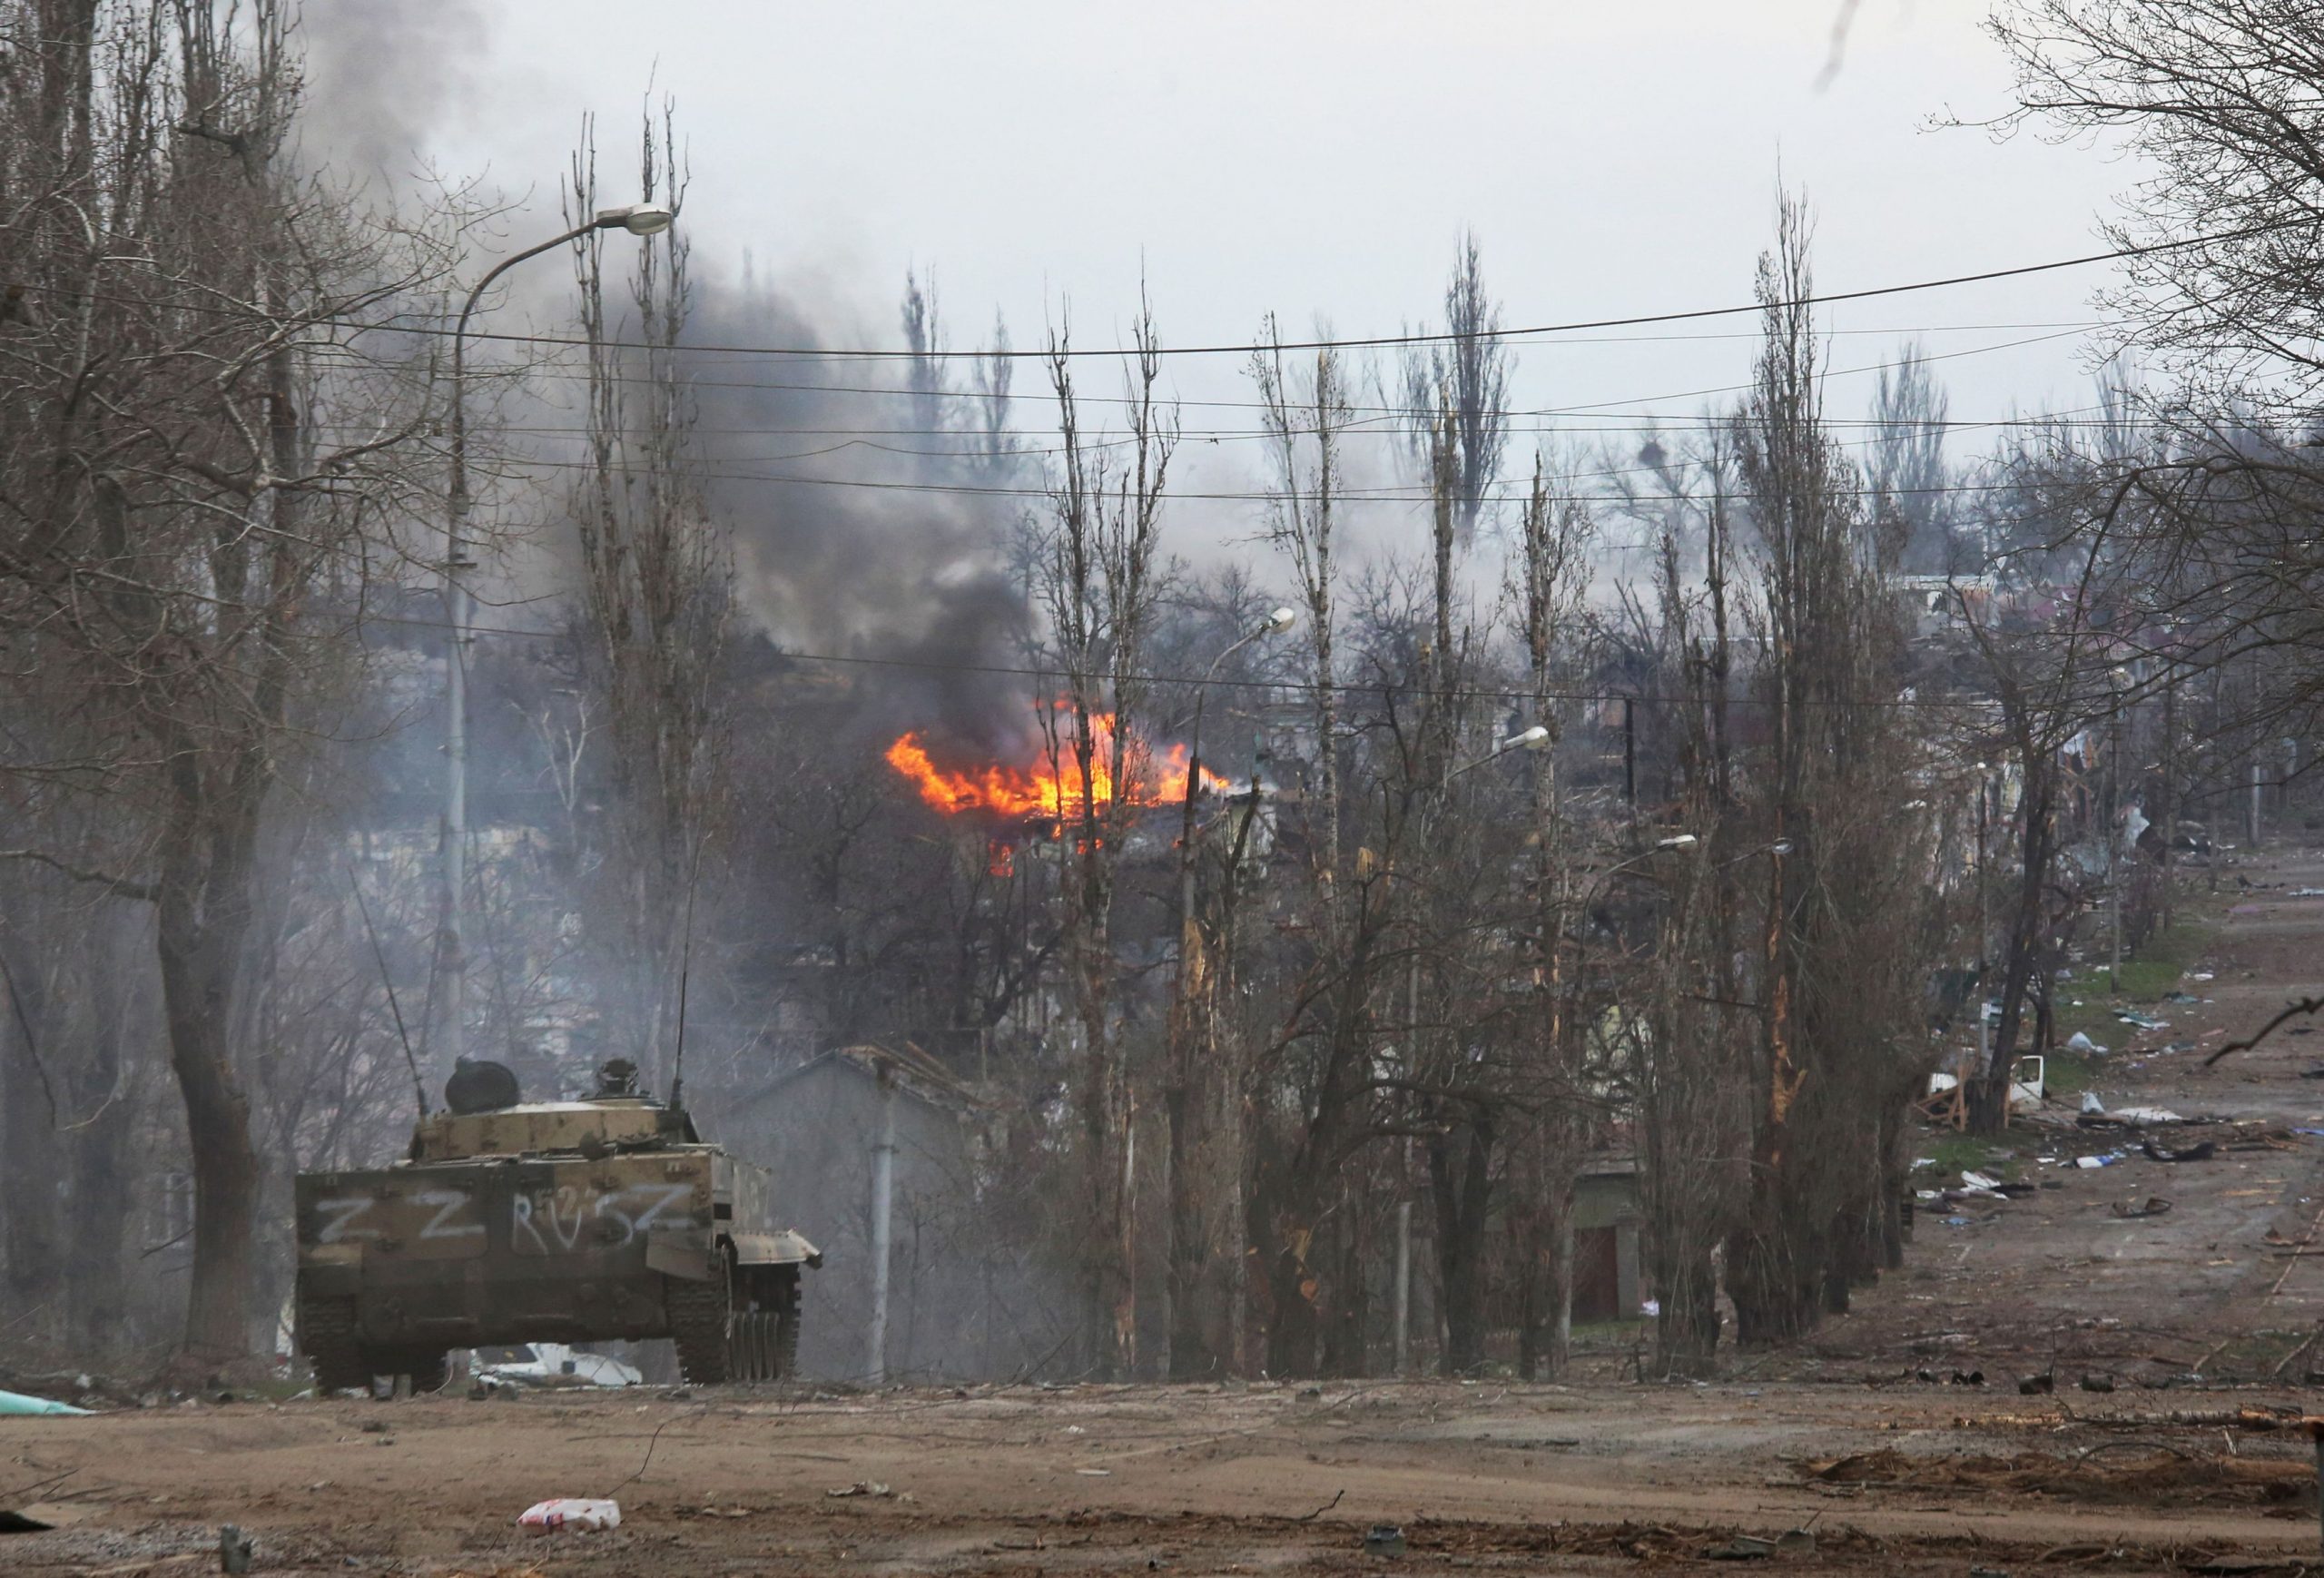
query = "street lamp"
xmin=1720 ymin=837 xmax=1788 ymax=865
xmin=1447 ymin=723 xmax=1552 ymax=779
xmin=438 ymin=201 xmax=677 ymax=1073
xmin=1579 ymin=831 xmax=1784 ymax=896
xmin=1183 ymin=607 xmax=1297 ymax=800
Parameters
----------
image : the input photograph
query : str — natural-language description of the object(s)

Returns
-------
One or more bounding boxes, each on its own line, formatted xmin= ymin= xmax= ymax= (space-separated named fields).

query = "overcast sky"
xmin=308 ymin=0 xmax=2141 ymax=565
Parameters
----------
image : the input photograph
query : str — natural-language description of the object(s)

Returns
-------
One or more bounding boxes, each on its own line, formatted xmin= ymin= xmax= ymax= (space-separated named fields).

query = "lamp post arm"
xmin=449 ymin=219 xmax=598 ymax=514
xmin=1204 ymin=627 xmax=1261 ymax=688
xmin=436 ymin=214 xmax=601 ymax=1077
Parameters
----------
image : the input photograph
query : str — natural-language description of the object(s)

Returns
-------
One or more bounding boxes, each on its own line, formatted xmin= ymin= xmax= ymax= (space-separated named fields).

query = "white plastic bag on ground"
xmin=518 ymin=1498 xmax=621 ymax=1534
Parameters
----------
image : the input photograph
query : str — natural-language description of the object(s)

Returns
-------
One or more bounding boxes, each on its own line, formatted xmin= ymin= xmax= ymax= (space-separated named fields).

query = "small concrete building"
xmin=717 ymin=1043 xmax=1003 ymax=1382
xmin=1570 ymin=1156 xmax=1643 ymax=1324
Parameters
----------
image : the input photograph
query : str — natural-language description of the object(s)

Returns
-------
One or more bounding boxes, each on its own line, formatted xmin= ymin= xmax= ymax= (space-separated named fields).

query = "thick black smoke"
xmin=680 ymin=272 xmax=1038 ymax=757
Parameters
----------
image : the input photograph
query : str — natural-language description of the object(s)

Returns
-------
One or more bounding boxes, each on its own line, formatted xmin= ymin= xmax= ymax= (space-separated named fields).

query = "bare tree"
xmin=1504 ymin=455 xmax=1594 ymax=1377
xmin=1036 ymin=297 xmax=1176 ymax=1379
xmin=564 ymin=104 xmax=733 ymax=1093
xmin=1867 ymin=345 xmax=1962 ymax=574
xmin=1986 ymin=2 xmax=2324 ymax=409
xmin=1402 ymin=232 xmax=1511 ymax=541
xmin=1724 ymin=192 xmax=1928 ymax=1340
xmin=0 ymin=0 xmax=465 ymax=1364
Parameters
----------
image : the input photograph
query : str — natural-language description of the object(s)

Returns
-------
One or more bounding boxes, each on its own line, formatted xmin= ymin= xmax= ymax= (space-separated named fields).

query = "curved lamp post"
xmin=438 ymin=202 xmax=677 ymax=1071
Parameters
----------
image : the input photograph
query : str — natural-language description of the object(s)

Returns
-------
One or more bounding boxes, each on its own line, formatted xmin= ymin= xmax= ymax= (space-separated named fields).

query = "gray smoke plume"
xmin=682 ymin=269 xmax=1038 ymax=756
xmin=298 ymin=1 xmax=492 ymax=187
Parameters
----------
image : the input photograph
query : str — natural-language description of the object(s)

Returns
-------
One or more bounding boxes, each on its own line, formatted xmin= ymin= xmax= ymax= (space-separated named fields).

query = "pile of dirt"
xmin=1803 ymin=1446 xmax=2314 ymax=1506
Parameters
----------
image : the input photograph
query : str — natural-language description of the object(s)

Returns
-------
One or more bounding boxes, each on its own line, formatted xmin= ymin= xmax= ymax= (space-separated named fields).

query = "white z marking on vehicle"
xmin=314 ymin=1197 xmax=379 ymax=1243
xmin=413 ymin=1188 xmax=485 ymax=1240
xmin=624 ymin=1183 xmax=694 ymax=1235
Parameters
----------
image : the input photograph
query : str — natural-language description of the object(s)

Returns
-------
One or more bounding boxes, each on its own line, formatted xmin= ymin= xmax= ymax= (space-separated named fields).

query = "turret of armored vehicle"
xmin=294 ymin=1059 xmax=819 ymax=1391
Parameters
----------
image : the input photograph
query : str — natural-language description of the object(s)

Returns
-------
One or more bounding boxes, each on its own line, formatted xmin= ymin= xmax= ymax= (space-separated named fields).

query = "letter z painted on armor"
xmin=314 ymin=1197 xmax=379 ymax=1243
xmin=414 ymin=1188 xmax=485 ymax=1240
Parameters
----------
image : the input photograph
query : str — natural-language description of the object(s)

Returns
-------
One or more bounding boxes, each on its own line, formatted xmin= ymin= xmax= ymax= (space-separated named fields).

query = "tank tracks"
xmin=668 ymin=1265 xmax=801 ymax=1384
xmin=298 ymin=1292 xmax=371 ymax=1393
xmin=298 ymin=1291 xmax=449 ymax=1394
xmin=668 ymin=1269 xmax=735 ymax=1384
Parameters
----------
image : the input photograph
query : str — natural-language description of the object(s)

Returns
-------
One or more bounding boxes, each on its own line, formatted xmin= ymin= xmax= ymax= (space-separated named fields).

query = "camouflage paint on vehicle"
xmin=294 ymin=1090 xmax=817 ymax=1390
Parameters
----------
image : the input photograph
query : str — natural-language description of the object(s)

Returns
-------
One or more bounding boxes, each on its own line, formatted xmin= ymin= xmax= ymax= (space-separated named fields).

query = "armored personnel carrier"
xmin=294 ymin=1059 xmax=818 ymax=1391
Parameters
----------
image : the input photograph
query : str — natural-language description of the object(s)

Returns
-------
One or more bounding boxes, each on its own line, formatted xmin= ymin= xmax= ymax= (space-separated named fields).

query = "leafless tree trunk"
xmin=0 ymin=0 xmax=470 ymax=1364
xmin=1508 ymin=457 xmax=1593 ymax=1377
xmin=1038 ymin=297 xmax=1175 ymax=1379
xmin=565 ymin=104 xmax=733 ymax=1093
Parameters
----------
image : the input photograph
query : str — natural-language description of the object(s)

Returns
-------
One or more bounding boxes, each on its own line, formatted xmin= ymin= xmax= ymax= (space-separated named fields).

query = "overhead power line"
xmin=428 ymin=218 xmax=2291 ymax=362
xmin=482 ymin=449 xmax=2111 ymax=506
xmin=304 ymin=407 xmax=2123 ymax=442
xmin=350 ymin=607 xmax=2021 ymax=714
xmin=19 ymin=218 xmax=2279 ymax=364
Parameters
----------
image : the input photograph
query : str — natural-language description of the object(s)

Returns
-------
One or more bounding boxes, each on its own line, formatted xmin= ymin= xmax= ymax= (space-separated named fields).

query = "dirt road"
xmin=7 ymin=848 xmax=2324 ymax=1575
xmin=1787 ymin=844 xmax=2324 ymax=1386
xmin=7 ymin=1379 xmax=2324 ymax=1575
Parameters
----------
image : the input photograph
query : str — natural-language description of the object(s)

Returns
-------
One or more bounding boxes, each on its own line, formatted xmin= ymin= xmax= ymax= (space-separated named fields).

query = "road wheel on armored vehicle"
xmin=734 ymin=1263 xmax=802 ymax=1381
xmin=668 ymin=1259 xmax=803 ymax=1383
xmin=371 ymin=1348 xmax=454 ymax=1394
xmin=299 ymin=1293 xmax=453 ymax=1395
xmin=769 ymin=1264 xmax=802 ymax=1377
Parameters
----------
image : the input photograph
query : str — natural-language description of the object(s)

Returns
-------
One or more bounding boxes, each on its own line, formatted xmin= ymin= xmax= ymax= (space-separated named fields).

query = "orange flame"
xmin=885 ymin=714 xmax=1230 ymax=818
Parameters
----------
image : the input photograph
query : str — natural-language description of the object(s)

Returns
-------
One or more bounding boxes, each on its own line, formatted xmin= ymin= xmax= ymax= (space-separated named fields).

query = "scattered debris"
xmin=2115 ymin=1011 xmax=2170 ymax=1031
xmin=2066 ymin=1031 xmax=2108 ymax=1055
xmin=2143 ymin=1139 xmax=2218 ymax=1163
xmin=826 ymin=1482 xmax=892 ymax=1499
xmin=2111 ymin=1197 xmax=2174 ymax=1219
xmin=1364 ymin=1524 xmax=1405 ymax=1557
xmin=2018 ymin=1373 xmax=2054 ymax=1396
xmin=475 ymin=1344 xmax=643 ymax=1390
xmin=517 ymin=1497 xmax=622 ymax=1534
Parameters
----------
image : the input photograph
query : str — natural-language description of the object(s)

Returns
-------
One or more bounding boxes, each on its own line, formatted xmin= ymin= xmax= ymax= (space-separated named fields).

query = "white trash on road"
xmin=518 ymin=1498 xmax=622 ymax=1534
